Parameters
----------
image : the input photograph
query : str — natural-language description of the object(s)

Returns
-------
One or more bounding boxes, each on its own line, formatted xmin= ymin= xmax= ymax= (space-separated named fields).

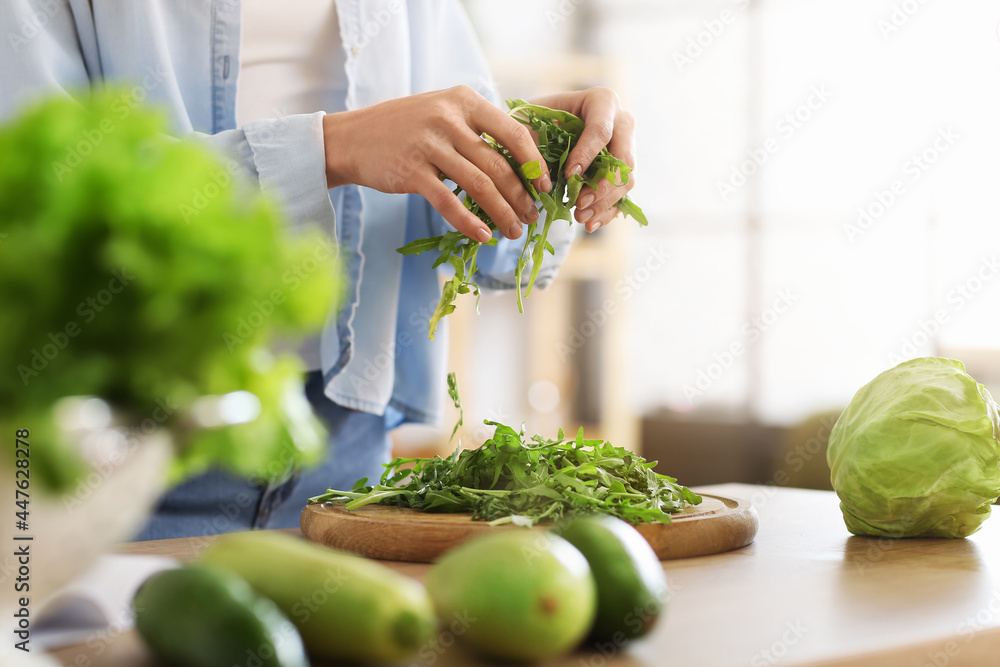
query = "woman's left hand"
xmin=530 ymin=87 xmax=636 ymax=232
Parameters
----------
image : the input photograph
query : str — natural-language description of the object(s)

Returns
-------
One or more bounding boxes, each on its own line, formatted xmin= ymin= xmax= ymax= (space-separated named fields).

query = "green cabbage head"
xmin=827 ymin=357 xmax=1000 ymax=538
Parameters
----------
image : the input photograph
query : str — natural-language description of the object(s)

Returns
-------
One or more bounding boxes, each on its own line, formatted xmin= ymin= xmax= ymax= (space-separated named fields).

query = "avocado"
xmin=425 ymin=529 xmax=596 ymax=662
xmin=198 ymin=531 xmax=436 ymax=664
xmin=133 ymin=565 xmax=308 ymax=667
xmin=553 ymin=515 xmax=669 ymax=644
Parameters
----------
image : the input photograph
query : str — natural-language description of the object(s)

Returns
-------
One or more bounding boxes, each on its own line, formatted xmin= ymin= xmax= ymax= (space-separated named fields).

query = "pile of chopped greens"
xmin=308 ymin=424 xmax=700 ymax=526
xmin=309 ymin=377 xmax=700 ymax=527
xmin=397 ymin=99 xmax=648 ymax=339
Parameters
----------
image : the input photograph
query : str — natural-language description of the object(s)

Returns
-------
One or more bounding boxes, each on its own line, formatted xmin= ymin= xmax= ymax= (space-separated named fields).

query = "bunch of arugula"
xmin=398 ymin=99 xmax=648 ymax=339
xmin=308 ymin=375 xmax=700 ymax=526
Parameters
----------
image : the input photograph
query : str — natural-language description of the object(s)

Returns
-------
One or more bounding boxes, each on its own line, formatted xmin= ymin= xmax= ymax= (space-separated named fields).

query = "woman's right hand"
xmin=322 ymin=85 xmax=550 ymax=242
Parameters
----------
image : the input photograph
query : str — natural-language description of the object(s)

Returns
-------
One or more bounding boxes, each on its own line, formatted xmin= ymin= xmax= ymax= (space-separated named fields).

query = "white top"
xmin=237 ymin=0 xmax=348 ymax=369
xmin=236 ymin=0 xmax=347 ymax=124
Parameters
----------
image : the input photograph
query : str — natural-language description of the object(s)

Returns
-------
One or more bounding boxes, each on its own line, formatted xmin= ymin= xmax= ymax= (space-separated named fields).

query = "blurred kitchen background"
xmin=392 ymin=0 xmax=1000 ymax=490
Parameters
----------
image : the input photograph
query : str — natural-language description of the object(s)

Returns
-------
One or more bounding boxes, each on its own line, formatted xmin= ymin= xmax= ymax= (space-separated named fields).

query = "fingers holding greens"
xmin=399 ymin=98 xmax=648 ymax=340
xmin=467 ymin=93 xmax=552 ymax=194
xmin=416 ymin=171 xmax=495 ymax=243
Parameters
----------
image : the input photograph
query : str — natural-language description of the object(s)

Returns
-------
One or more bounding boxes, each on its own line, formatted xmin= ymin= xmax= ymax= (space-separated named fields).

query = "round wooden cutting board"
xmin=300 ymin=493 xmax=759 ymax=562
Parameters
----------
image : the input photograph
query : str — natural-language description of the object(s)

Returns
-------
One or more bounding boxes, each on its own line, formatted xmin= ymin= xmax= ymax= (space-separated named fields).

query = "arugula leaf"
xmin=398 ymin=99 xmax=648 ymax=339
xmin=615 ymin=197 xmax=649 ymax=227
xmin=447 ymin=372 xmax=463 ymax=444
xmin=397 ymin=236 xmax=444 ymax=255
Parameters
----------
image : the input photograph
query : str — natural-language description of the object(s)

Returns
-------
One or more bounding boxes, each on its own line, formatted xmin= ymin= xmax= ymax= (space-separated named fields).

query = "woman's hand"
xmin=322 ymin=85 xmax=551 ymax=242
xmin=530 ymin=87 xmax=636 ymax=232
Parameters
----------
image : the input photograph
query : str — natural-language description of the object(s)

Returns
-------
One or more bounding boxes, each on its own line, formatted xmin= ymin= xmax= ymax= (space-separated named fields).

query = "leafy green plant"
xmin=0 ymin=91 xmax=340 ymax=491
xmin=398 ymin=99 xmax=647 ymax=339
xmin=309 ymin=374 xmax=699 ymax=526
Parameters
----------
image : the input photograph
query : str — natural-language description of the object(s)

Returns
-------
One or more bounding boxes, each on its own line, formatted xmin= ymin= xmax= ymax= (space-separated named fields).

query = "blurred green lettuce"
xmin=0 ymin=90 xmax=340 ymax=492
xmin=828 ymin=357 xmax=1000 ymax=538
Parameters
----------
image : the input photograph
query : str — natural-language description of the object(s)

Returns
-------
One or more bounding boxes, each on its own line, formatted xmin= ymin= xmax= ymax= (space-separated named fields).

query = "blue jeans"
xmin=132 ymin=372 xmax=393 ymax=540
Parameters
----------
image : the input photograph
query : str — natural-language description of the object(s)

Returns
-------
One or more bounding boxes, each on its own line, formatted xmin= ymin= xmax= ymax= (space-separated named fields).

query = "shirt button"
xmin=351 ymin=45 xmax=360 ymax=57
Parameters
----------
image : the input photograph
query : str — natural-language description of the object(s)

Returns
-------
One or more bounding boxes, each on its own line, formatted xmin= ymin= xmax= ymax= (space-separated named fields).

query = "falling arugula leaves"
xmin=446 ymin=371 xmax=463 ymax=444
xmin=308 ymin=417 xmax=700 ymax=527
xmin=397 ymin=99 xmax=648 ymax=340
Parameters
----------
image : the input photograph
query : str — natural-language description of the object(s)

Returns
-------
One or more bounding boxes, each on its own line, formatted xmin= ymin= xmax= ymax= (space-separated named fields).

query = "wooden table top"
xmin=47 ymin=483 xmax=1000 ymax=667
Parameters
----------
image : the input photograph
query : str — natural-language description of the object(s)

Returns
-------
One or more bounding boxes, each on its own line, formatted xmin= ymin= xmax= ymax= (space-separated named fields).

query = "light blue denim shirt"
xmin=1 ymin=0 xmax=574 ymax=427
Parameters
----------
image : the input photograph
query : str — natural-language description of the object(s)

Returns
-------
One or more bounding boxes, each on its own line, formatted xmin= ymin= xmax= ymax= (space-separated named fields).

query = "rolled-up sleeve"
xmin=194 ymin=111 xmax=336 ymax=236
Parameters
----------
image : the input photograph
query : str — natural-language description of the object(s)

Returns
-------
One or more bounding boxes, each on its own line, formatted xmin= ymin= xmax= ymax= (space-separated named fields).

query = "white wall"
xmin=462 ymin=0 xmax=1000 ymax=426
